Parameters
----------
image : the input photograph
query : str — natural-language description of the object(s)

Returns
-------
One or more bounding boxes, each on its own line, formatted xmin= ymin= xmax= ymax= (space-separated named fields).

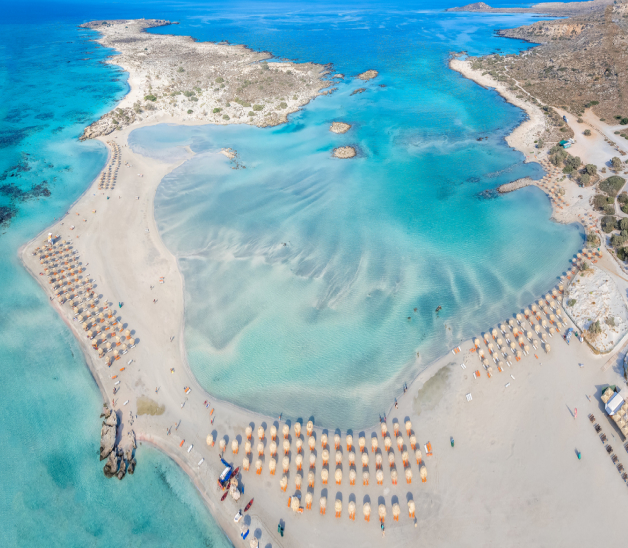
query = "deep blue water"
xmin=0 ymin=1 xmax=581 ymax=546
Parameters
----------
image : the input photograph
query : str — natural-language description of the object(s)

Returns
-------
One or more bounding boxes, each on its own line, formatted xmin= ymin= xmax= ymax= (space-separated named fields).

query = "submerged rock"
xmin=357 ymin=69 xmax=378 ymax=81
xmin=103 ymin=449 xmax=119 ymax=478
xmin=117 ymin=458 xmax=126 ymax=480
xmin=333 ymin=146 xmax=357 ymax=159
xmin=330 ymin=122 xmax=351 ymax=134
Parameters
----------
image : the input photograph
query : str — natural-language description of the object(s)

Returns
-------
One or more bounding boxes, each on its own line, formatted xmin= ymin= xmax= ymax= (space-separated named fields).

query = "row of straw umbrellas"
xmin=474 ymin=291 xmax=567 ymax=369
xmin=98 ymin=141 xmax=121 ymax=190
xmin=206 ymin=419 xmax=427 ymax=522
xmin=35 ymin=236 xmax=137 ymax=365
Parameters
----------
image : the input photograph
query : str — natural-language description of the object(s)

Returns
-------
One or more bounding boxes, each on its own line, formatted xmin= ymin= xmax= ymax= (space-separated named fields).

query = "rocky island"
xmin=333 ymin=146 xmax=357 ymax=158
xmin=330 ymin=122 xmax=351 ymax=134
xmin=357 ymin=69 xmax=378 ymax=81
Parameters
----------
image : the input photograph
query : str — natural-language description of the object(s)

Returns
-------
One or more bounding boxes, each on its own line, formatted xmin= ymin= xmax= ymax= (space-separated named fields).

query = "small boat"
xmin=187 ymin=444 xmax=193 ymax=453
xmin=244 ymin=498 xmax=254 ymax=512
xmin=232 ymin=467 xmax=240 ymax=477
xmin=179 ymin=440 xmax=185 ymax=447
xmin=221 ymin=492 xmax=228 ymax=502
xmin=198 ymin=458 xmax=204 ymax=466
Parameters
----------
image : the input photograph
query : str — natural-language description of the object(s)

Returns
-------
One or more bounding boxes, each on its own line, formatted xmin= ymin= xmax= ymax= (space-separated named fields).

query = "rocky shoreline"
xmin=497 ymin=177 xmax=533 ymax=193
xmin=100 ymin=403 xmax=137 ymax=480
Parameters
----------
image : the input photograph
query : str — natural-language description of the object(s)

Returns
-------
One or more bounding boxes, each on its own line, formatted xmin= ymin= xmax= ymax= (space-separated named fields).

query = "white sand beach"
xmin=18 ymin=20 xmax=628 ymax=548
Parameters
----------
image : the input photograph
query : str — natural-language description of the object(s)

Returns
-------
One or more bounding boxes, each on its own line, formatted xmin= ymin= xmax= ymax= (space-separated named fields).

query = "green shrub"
xmin=177 ymin=67 xmax=185 ymax=73
xmin=215 ymin=77 xmax=224 ymax=83
xmin=584 ymin=129 xmax=591 ymax=136
xmin=622 ymin=118 xmax=628 ymax=125
xmin=606 ymin=316 xmax=616 ymax=327
xmin=580 ymin=174 xmax=591 ymax=186
xmin=622 ymin=203 xmax=628 ymax=214
xmin=601 ymin=215 xmax=617 ymax=233
xmin=261 ymin=62 xmax=269 ymax=70
xmin=604 ymin=204 xmax=616 ymax=215
xmin=568 ymin=299 xmax=576 ymax=307
xmin=278 ymin=102 xmax=287 ymax=109
xmin=600 ymin=175 xmax=626 ymax=196
xmin=584 ymin=164 xmax=597 ymax=176
xmin=588 ymin=320 xmax=602 ymax=334
xmin=593 ymin=194 xmax=613 ymax=209
xmin=620 ymin=218 xmax=628 ymax=230
xmin=222 ymin=114 xmax=230 ymax=120
xmin=187 ymin=109 xmax=193 ymax=114
xmin=234 ymin=98 xmax=251 ymax=107
xmin=611 ymin=157 xmax=623 ymax=170
xmin=587 ymin=232 xmax=600 ymax=247
xmin=564 ymin=155 xmax=581 ymax=170
xmin=213 ymin=107 xmax=222 ymax=113
xmin=611 ymin=234 xmax=626 ymax=247
xmin=144 ymin=94 xmax=157 ymax=102
xmin=618 ymin=247 xmax=628 ymax=261
xmin=248 ymin=111 xmax=255 ymax=116
xmin=618 ymin=192 xmax=628 ymax=204
xmin=252 ymin=104 xmax=264 ymax=111
xmin=183 ymin=90 xmax=195 ymax=97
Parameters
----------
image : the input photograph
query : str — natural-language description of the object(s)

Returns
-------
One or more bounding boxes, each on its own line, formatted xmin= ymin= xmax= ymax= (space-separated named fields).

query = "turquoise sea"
xmin=1 ymin=1 xmax=581 ymax=545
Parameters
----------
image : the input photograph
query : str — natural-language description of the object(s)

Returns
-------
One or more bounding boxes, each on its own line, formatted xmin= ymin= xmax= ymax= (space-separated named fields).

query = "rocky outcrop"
xmin=497 ymin=177 xmax=533 ymax=193
xmin=350 ymin=88 xmax=366 ymax=96
xmin=357 ymin=70 xmax=378 ymax=81
xmin=333 ymin=146 xmax=357 ymax=159
xmin=330 ymin=122 xmax=351 ymax=134
xmin=100 ymin=404 xmax=118 ymax=460
xmin=103 ymin=448 xmax=119 ymax=478
xmin=446 ymin=2 xmax=491 ymax=12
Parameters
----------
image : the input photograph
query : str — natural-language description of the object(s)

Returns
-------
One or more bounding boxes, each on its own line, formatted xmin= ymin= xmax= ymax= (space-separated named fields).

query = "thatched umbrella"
xmin=416 ymin=449 xmax=422 ymax=464
xmin=270 ymin=441 xmax=277 ymax=457
xmin=381 ymin=423 xmax=388 ymax=437
xmin=270 ymin=425 xmax=277 ymax=441
xmin=541 ymin=333 xmax=547 ymax=342
xmin=306 ymin=421 xmax=314 ymax=436
xmin=524 ymin=308 xmax=531 ymax=318
xmin=420 ymin=464 xmax=427 ymax=482
xmin=335 ymin=468 xmax=342 ymax=485
xmin=545 ymin=343 xmax=551 ymax=353
xmin=405 ymin=420 xmax=412 ymax=436
xmin=509 ymin=342 xmax=516 ymax=352
xmin=359 ymin=435 xmax=366 ymax=452
xmin=346 ymin=434 xmax=353 ymax=451
xmin=280 ymin=475 xmax=288 ymax=492
xmin=362 ymin=452 xmax=369 ymax=468
xmin=363 ymin=501 xmax=371 ymax=521
xmin=474 ymin=337 xmax=480 ymax=347
xmin=321 ymin=433 xmax=328 ymax=448
xmin=296 ymin=453 xmax=303 ymax=470
xmin=491 ymin=328 xmax=498 ymax=339
xmin=296 ymin=438 xmax=303 ymax=453
xmin=245 ymin=426 xmax=252 ymax=440
xmin=488 ymin=342 xmax=494 ymax=354
xmin=402 ymin=450 xmax=409 ymax=466
xmin=534 ymin=324 xmax=540 ymax=334
xmin=483 ymin=358 xmax=489 ymax=367
xmin=549 ymin=326 xmax=555 ymax=336
xmin=269 ymin=458 xmax=277 ymax=475
xmin=294 ymin=422 xmax=302 ymax=438
xmin=309 ymin=454 xmax=316 ymax=468
xmin=282 ymin=424 xmax=289 ymax=439
xmin=499 ymin=323 xmax=507 ymax=333
xmin=556 ymin=308 xmax=562 ymax=317
xmin=232 ymin=440 xmax=239 ymax=454
xmin=348 ymin=451 xmax=355 ymax=466
xmin=257 ymin=426 xmax=265 ymax=440
xmin=349 ymin=468 xmax=357 ymax=485
xmin=508 ymin=319 xmax=514 ymax=328
xmin=541 ymin=319 xmax=547 ymax=328
xmin=405 ymin=468 xmax=413 ymax=484
xmin=257 ymin=442 xmax=264 ymax=456
xmin=335 ymin=450 xmax=342 ymax=465
xmin=308 ymin=470 xmax=315 ymax=487
xmin=516 ymin=313 xmax=523 ymax=324
xmin=334 ymin=433 xmax=340 ymax=450
xmin=376 ymin=469 xmax=384 ymax=485
xmin=408 ymin=500 xmax=416 ymax=518
xmin=531 ymin=304 xmax=537 ymax=313
xmin=283 ymin=439 xmax=290 ymax=455
xmin=392 ymin=503 xmax=401 ymax=521
xmin=244 ymin=440 xmax=251 ymax=455
xmin=282 ymin=456 xmax=290 ymax=473
xmin=396 ymin=436 xmax=404 ymax=451
xmin=410 ymin=435 xmax=417 ymax=450
xmin=206 ymin=434 xmax=214 ymax=446
xmin=249 ymin=538 xmax=258 ymax=548
xmin=496 ymin=337 xmax=503 ymax=348
xmin=478 ymin=349 xmax=485 ymax=359
xmin=219 ymin=439 xmax=226 ymax=453
xmin=243 ymin=456 xmax=250 ymax=471
xmin=549 ymin=300 xmax=557 ymax=310
xmin=322 ymin=449 xmax=329 ymax=465
xmin=515 ymin=350 xmax=522 ymax=360
xmin=375 ymin=453 xmax=383 ymax=468
xmin=390 ymin=468 xmax=398 ymax=485
xmin=384 ymin=436 xmax=392 ymax=451
xmin=517 ymin=336 xmax=524 ymax=346
xmin=371 ymin=437 xmax=378 ymax=452
xmin=378 ymin=504 xmax=387 ymax=522
xmin=483 ymin=333 xmax=490 ymax=344
xmin=305 ymin=491 xmax=313 ymax=510
xmin=291 ymin=495 xmax=300 ymax=512
xmin=334 ymin=499 xmax=342 ymax=518
xmin=308 ymin=436 xmax=315 ymax=451
xmin=321 ymin=468 xmax=329 ymax=484
xmin=348 ymin=500 xmax=356 ymax=520
xmin=363 ymin=470 xmax=370 ymax=485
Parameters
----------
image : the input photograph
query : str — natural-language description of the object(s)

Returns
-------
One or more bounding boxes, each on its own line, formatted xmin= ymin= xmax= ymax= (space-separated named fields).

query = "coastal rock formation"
xmin=79 ymin=19 xmax=332 ymax=139
xmin=357 ymin=70 xmax=378 ymax=81
xmin=220 ymin=148 xmax=237 ymax=160
xmin=333 ymin=146 xmax=357 ymax=159
xmin=350 ymin=88 xmax=366 ymax=96
xmin=100 ymin=404 xmax=118 ymax=460
xmin=563 ymin=265 xmax=628 ymax=352
xmin=497 ymin=177 xmax=533 ymax=193
xmin=103 ymin=448 xmax=119 ymax=478
xmin=330 ymin=122 xmax=351 ymax=134
xmin=447 ymin=2 xmax=491 ymax=11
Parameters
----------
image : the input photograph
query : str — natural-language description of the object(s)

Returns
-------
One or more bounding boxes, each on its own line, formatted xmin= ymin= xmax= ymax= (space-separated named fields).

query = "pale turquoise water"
xmin=133 ymin=7 xmax=582 ymax=428
xmin=1 ymin=0 xmax=581 ymax=544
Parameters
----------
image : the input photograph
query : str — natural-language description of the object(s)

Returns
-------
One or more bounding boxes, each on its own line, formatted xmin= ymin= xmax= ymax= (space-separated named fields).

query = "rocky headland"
xmin=100 ymin=403 xmax=136 ymax=479
xmin=79 ymin=19 xmax=333 ymax=139
xmin=357 ymin=69 xmax=378 ymax=81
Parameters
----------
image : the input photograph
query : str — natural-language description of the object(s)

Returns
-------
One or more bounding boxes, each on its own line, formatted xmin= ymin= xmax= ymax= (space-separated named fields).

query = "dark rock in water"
xmin=127 ymin=458 xmax=136 ymax=475
xmin=103 ymin=450 xmax=119 ymax=478
xmin=117 ymin=458 xmax=126 ymax=480
xmin=100 ymin=406 xmax=118 ymax=460
xmin=476 ymin=188 xmax=498 ymax=200
xmin=350 ymin=88 xmax=367 ymax=96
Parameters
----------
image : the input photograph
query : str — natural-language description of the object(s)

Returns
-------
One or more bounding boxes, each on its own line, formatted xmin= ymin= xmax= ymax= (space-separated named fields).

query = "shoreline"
xmin=17 ymin=18 xmax=628 ymax=547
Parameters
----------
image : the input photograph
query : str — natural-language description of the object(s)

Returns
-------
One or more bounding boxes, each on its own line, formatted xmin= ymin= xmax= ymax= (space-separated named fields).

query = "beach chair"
xmin=425 ymin=442 xmax=433 ymax=457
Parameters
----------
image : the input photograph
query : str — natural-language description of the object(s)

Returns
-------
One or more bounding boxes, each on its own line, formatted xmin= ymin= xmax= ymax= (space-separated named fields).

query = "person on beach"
xmin=574 ymin=408 xmax=577 ymax=419
xmin=381 ymin=522 xmax=385 ymax=537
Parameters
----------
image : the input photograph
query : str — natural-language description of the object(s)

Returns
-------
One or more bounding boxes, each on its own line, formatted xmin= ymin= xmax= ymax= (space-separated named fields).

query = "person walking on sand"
xmin=574 ymin=407 xmax=577 ymax=419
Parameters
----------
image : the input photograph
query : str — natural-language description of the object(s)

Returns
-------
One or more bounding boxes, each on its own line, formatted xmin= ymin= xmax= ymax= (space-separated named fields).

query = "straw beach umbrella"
xmin=219 ymin=439 xmax=226 ymax=453
xmin=306 ymin=421 xmax=313 ymax=436
xmin=388 ymin=452 xmax=395 ymax=468
xmin=308 ymin=470 xmax=315 ymax=487
xmin=491 ymin=328 xmax=498 ymax=339
xmin=296 ymin=453 xmax=303 ymax=470
xmin=282 ymin=424 xmax=289 ymax=439
xmin=258 ymin=426 xmax=265 ymax=440
xmin=282 ymin=456 xmax=289 ymax=473
xmin=348 ymin=500 xmax=356 ymax=520
xmin=270 ymin=441 xmax=277 ymax=457
xmin=245 ymin=426 xmax=252 ymax=440
xmin=392 ymin=503 xmax=401 ymax=521
xmin=257 ymin=442 xmax=264 ymax=456
xmin=346 ymin=434 xmax=353 ymax=451
xmin=378 ymin=504 xmax=387 ymax=522
xmin=206 ymin=434 xmax=214 ymax=447
xmin=334 ymin=434 xmax=340 ymax=450
xmin=363 ymin=470 xmax=370 ymax=485
xmin=294 ymin=422 xmax=301 ymax=438
xmin=391 ymin=468 xmax=398 ymax=485
xmin=335 ymin=451 xmax=342 ymax=465
xmin=308 ymin=436 xmax=315 ymax=451
xmin=268 ymin=458 xmax=276 ymax=475
xmin=420 ymin=464 xmax=427 ymax=482
xmin=283 ymin=439 xmax=290 ymax=455
xmin=321 ymin=468 xmax=328 ymax=484
xmin=384 ymin=436 xmax=392 ymax=451
xmin=291 ymin=495 xmax=300 ymax=512
xmin=322 ymin=449 xmax=329 ymax=465
xmin=270 ymin=425 xmax=277 ymax=441
xmin=381 ymin=423 xmax=387 ymax=437
xmin=405 ymin=420 xmax=412 ymax=436
xmin=348 ymin=451 xmax=355 ymax=466
xmin=416 ymin=449 xmax=422 ymax=464
xmin=362 ymin=452 xmax=369 ymax=468
xmin=363 ymin=502 xmax=371 ymax=521
xmin=280 ymin=475 xmax=288 ymax=492
xmin=232 ymin=440 xmax=239 ymax=454
xmin=334 ymin=499 xmax=342 ymax=518
xmin=359 ymin=435 xmax=366 ymax=452
xmin=245 ymin=440 xmax=251 ymax=455
xmin=305 ymin=492 xmax=313 ymax=510
xmin=408 ymin=500 xmax=416 ymax=518
xmin=397 ymin=436 xmax=404 ymax=451
xmin=309 ymin=454 xmax=316 ymax=469
xmin=496 ymin=337 xmax=503 ymax=348
xmin=402 ymin=450 xmax=409 ymax=466
xmin=410 ymin=435 xmax=417 ymax=450
xmin=319 ymin=496 xmax=327 ymax=515
xmin=545 ymin=343 xmax=551 ymax=353
xmin=405 ymin=468 xmax=413 ymax=484
xmin=349 ymin=468 xmax=357 ymax=485
xmin=243 ymin=456 xmax=250 ymax=471
xmin=335 ymin=468 xmax=342 ymax=485
xmin=371 ymin=437 xmax=378 ymax=452
xmin=321 ymin=433 xmax=328 ymax=448
xmin=376 ymin=469 xmax=384 ymax=485
xmin=375 ymin=452 xmax=383 ymax=469
xmin=296 ymin=438 xmax=303 ymax=453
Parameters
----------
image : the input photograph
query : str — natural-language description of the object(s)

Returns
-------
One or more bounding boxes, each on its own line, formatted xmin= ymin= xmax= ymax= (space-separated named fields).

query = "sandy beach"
xmin=18 ymin=20 xmax=628 ymax=548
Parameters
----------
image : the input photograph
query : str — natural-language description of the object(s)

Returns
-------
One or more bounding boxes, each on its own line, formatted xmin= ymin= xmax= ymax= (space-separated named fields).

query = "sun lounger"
xmin=425 ymin=442 xmax=433 ymax=456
